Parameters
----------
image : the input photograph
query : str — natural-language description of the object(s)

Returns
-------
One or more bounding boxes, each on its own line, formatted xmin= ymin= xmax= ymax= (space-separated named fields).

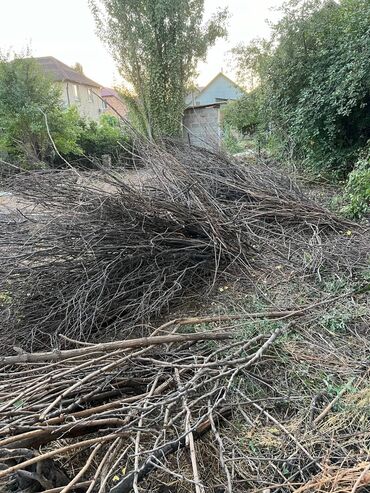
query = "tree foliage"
xmin=0 ymin=55 xmax=81 ymax=166
xmin=232 ymin=0 xmax=370 ymax=177
xmin=222 ymin=88 xmax=262 ymax=135
xmin=117 ymin=86 xmax=152 ymax=138
xmin=70 ymin=113 xmax=131 ymax=166
xmin=342 ymin=143 xmax=370 ymax=218
xmin=89 ymin=0 xmax=228 ymax=137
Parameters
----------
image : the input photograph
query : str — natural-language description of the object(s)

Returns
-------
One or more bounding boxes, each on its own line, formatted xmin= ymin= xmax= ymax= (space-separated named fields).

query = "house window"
xmin=215 ymin=98 xmax=228 ymax=102
xmin=72 ymin=84 xmax=80 ymax=101
xmin=88 ymin=88 xmax=93 ymax=102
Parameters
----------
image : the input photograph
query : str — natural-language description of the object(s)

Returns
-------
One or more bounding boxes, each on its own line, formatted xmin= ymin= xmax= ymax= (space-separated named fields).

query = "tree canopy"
xmin=0 ymin=55 xmax=130 ymax=169
xmin=232 ymin=0 xmax=370 ymax=177
xmin=90 ymin=0 xmax=228 ymax=137
xmin=0 ymin=55 xmax=81 ymax=165
xmin=222 ymin=88 xmax=262 ymax=135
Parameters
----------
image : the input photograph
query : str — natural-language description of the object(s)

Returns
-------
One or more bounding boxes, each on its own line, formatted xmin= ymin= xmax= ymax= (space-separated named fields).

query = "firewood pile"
xmin=0 ymin=142 xmax=368 ymax=492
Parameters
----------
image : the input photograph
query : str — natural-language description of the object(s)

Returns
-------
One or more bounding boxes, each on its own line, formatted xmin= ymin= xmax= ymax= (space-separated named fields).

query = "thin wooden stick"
xmin=350 ymin=462 xmax=370 ymax=493
xmin=0 ymin=434 xmax=119 ymax=479
xmin=174 ymin=368 xmax=204 ymax=493
xmin=41 ymin=481 xmax=92 ymax=493
xmin=60 ymin=444 xmax=102 ymax=493
xmin=238 ymin=391 xmax=321 ymax=470
xmin=133 ymin=377 xmax=159 ymax=493
xmin=109 ymin=407 xmax=232 ymax=493
xmin=156 ymin=291 xmax=353 ymax=332
xmin=85 ymin=438 xmax=121 ymax=493
xmin=313 ymin=378 xmax=354 ymax=426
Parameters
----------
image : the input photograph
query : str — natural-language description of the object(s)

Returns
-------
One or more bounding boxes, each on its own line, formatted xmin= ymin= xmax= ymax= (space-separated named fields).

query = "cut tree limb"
xmin=0 ymin=434 xmax=122 ymax=479
xmin=0 ymin=332 xmax=231 ymax=365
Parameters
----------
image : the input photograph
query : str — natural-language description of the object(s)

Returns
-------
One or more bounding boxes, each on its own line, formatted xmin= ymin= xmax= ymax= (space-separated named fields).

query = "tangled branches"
xmin=1 ymin=144 xmax=365 ymax=351
xmin=0 ymin=315 xmax=288 ymax=492
xmin=0 ymin=142 xmax=369 ymax=492
xmin=1 ymin=290 xmax=369 ymax=493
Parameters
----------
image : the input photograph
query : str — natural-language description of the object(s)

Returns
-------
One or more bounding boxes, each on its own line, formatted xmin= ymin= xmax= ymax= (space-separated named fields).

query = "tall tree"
xmin=232 ymin=0 xmax=370 ymax=176
xmin=89 ymin=0 xmax=228 ymax=137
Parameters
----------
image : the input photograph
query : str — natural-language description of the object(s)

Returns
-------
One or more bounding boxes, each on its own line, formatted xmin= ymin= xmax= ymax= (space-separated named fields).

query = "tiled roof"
xmin=33 ymin=56 xmax=101 ymax=88
xmin=101 ymin=87 xmax=119 ymax=98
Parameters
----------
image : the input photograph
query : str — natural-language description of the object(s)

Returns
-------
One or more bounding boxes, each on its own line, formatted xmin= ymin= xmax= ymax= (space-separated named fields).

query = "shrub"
xmin=0 ymin=55 xmax=81 ymax=167
xmin=221 ymin=124 xmax=245 ymax=154
xmin=342 ymin=145 xmax=370 ymax=218
xmin=222 ymin=89 xmax=261 ymax=135
xmin=71 ymin=114 xmax=131 ymax=166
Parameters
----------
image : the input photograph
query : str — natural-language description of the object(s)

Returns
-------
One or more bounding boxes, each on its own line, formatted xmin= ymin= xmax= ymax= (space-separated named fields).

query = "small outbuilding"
xmin=183 ymin=102 xmax=225 ymax=150
xmin=183 ymin=72 xmax=244 ymax=150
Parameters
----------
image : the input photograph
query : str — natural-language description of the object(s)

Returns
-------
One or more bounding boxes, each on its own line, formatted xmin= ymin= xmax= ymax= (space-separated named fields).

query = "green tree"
xmin=222 ymin=88 xmax=262 ymax=135
xmin=89 ymin=0 xmax=228 ymax=137
xmin=73 ymin=62 xmax=84 ymax=74
xmin=0 ymin=55 xmax=81 ymax=166
xmin=232 ymin=0 xmax=370 ymax=177
xmin=231 ymin=39 xmax=270 ymax=91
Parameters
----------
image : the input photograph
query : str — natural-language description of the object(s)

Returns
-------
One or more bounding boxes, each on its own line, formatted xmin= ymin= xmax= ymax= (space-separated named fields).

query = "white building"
xmin=34 ymin=57 xmax=105 ymax=121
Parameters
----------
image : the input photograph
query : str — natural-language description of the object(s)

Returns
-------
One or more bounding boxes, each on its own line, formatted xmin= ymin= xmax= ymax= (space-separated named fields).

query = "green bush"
xmin=52 ymin=106 xmax=83 ymax=157
xmin=0 ymin=55 xmax=81 ymax=167
xmin=222 ymin=89 xmax=261 ymax=135
xmin=221 ymin=124 xmax=245 ymax=154
xmin=342 ymin=146 xmax=370 ymax=218
xmin=232 ymin=0 xmax=370 ymax=178
xmin=70 ymin=114 xmax=130 ymax=166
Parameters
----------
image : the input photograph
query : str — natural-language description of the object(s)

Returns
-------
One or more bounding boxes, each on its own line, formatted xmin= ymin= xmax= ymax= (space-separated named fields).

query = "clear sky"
xmin=0 ymin=0 xmax=283 ymax=88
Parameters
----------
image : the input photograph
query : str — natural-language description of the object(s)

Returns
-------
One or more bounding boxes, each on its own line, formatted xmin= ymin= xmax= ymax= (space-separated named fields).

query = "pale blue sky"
xmin=0 ymin=0 xmax=283 ymax=88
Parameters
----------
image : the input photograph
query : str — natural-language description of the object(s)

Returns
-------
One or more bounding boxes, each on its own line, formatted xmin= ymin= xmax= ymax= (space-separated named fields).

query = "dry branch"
xmin=0 ymin=434 xmax=121 ymax=479
xmin=1 ymin=141 xmax=368 ymax=493
xmin=2 ymin=141 xmax=365 ymax=352
xmin=0 ymin=331 xmax=230 ymax=365
xmin=0 ymin=318 xmax=286 ymax=491
xmin=110 ymin=407 xmax=232 ymax=493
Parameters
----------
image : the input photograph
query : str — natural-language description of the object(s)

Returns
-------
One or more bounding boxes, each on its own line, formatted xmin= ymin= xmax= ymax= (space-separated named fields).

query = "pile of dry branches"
xmin=0 ymin=310 xmax=295 ymax=493
xmin=1 ymin=290 xmax=369 ymax=493
xmin=1 ymin=143 xmax=365 ymax=351
xmin=0 ymin=142 xmax=369 ymax=492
